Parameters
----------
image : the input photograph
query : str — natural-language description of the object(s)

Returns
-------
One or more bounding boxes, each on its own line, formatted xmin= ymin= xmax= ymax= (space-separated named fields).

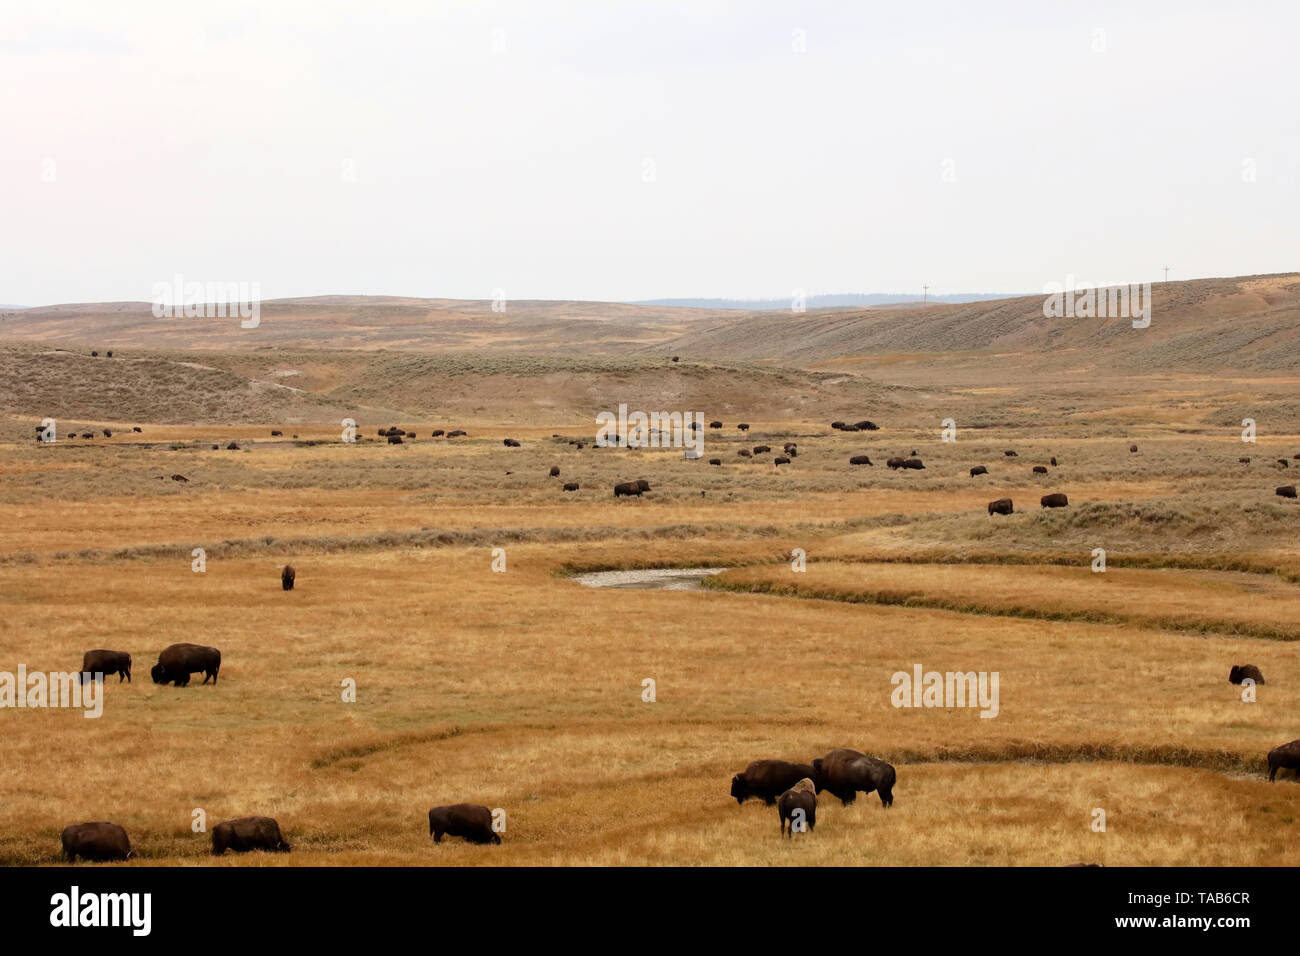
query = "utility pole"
xmin=923 ymin=284 xmax=929 ymax=305
xmin=1163 ymin=265 xmax=1170 ymax=283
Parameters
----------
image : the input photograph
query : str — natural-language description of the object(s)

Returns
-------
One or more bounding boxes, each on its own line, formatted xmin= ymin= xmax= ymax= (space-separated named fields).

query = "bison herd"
xmin=731 ymin=750 xmax=896 ymax=837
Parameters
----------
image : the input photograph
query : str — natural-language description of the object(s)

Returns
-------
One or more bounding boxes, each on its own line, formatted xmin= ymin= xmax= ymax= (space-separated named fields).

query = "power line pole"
xmin=1163 ymin=265 xmax=1170 ymax=283
xmin=923 ymin=284 xmax=929 ymax=305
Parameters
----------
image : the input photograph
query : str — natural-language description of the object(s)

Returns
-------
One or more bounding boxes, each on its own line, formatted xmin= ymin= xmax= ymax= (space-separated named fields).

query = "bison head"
xmin=729 ymin=774 xmax=749 ymax=804
xmin=150 ymin=663 xmax=169 ymax=685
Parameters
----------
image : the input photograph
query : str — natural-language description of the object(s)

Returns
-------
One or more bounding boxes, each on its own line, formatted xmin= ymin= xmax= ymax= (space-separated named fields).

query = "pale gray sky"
xmin=2 ymin=0 xmax=1296 ymax=305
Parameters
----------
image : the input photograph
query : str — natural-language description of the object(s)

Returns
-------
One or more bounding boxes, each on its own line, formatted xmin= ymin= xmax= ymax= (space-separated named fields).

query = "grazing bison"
xmin=171 ymin=474 xmax=188 ymax=482
xmin=1277 ymin=485 xmax=1297 ymax=498
xmin=737 ymin=423 xmax=750 ymax=431
xmin=778 ymin=778 xmax=817 ymax=838
xmin=830 ymin=421 xmax=846 ymax=430
xmin=212 ymin=816 xmax=291 ymax=855
xmin=387 ymin=435 xmax=403 ymax=444
xmin=282 ymin=564 xmax=295 ymax=591
xmin=447 ymin=430 xmax=467 ymax=437
xmin=783 ymin=442 xmax=798 ymax=452
xmin=150 ymin=643 xmax=221 ymax=687
xmin=226 ymin=442 xmax=239 ymax=450
xmin=563 ymin=482 xmax=579 ymax=491
xmin=614 ymin=481 xmax=645 ymax=498
xmin=970 ymin=465 xmax=988 ymax=477
xmin=671 ymin=355 xmax=679 ymax=362
xmin=774 ymin=456 xmax=790 ymax=466
xmin=270 ymin=430 xmax=282 ymax=436
xmin=549 ymin=466 xmax=560 ymax=477
xmin=1004 ymin=450 xmax=1017 ymax=457
xmin=431 ymin=429 xmax=445 ymax=437
xmin=730 ymin=759 xmax=819 ymax=806
xmin=1229 ymin=665 xmax=1265 ymax=685
xmin=886 ymin=457 xmax=904 ymax=469
xmin=1130 ymin=444 xmax=1138 ymax=453
xmin=988 ymin=498 xmax=1013 ymax=516
xmin=738 ymin=449 xmax=752 ymax=458
xmin=503 ymin=439 xmax=521 ymax=447
xmin=811 ymin=749 xmax=896 ymax=807
xmin=1050 ymin=457 xmax=1058 ymax=466
xmin=61 ymin=822 xmax=131 ymax=863
xmin=753 ymin=445 xmax=771 ymax=454
xmin=901 ymin=458 xmax=925 ymax=470
xmin=1032 ymin=465 xmax=1048 ymax=475
xmin=1268 ymin=739 xmax=1300 ymax=782
xmin=850 ymin=455 xmax=873 ymax=466
xmin=709 ymin=421 xmax=723 ymax=429
xmin=1240 ymin=457 xmax=1251 ymax=464
xmin=91 ymin=351 xmax=98 ymax=357
xmin=81 ymin=649 xmax=131 ymax=683
xmin=1279 ymin=459 xmax=1290 ymax=468
xmin=428 ymin=804 xmax=500 ymax=844
xmin=1041 ymin=493 xmax=1069 ymax=508
xmin=840 ymin=424 xmax=860 ymax=432
xmin=709 ymin=458 xmax=721 ymax=466
xmin=102 ymin=429 xmax=112 ymax=438
xmin=132 ymin=427 xmax=142 ymax=433
xmin=83 ymin=433 xmax=94 ymax=439
xmin=854 ymin=420 xmax=879 ymax=431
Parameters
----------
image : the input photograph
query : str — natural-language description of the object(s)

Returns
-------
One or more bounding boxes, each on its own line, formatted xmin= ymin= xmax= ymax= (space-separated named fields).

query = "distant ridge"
xmin=630 ymin=293 xmax=1022 ymax=310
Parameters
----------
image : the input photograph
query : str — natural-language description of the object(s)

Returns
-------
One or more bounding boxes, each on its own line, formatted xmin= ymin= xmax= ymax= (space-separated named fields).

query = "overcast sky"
xmin=3 ymin=0 xmax=1296 ymax=306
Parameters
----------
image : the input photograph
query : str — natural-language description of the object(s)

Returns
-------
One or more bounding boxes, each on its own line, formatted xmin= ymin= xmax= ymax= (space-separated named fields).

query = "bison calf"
xmin=62 ymin=822 xmax=131 ymax=863
xmin=81 ymin=649 xmax=131 ymax=683
xmin=731 ymin=759 xmax=818 ymax=806
xmin=151 ymin=643 xmax=221 ymax=687
xmin=212 ymin=816 xmax=291 ymax=854
xmin=778 ymin=778 xmax=817 ymax=837
xmin=428 ymin=804 xmax=500 ymax=844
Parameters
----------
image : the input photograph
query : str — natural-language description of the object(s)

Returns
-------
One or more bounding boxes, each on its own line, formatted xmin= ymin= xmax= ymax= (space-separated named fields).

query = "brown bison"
xmin=151 ymin=643 xmax=221 ymax=686
xmin=737 ymin=423 xmax=750 ymax=431
xmin=212 ymin=816 xmax=291 ymax=854
xmin=431 ymin=429 xmax=445 ymax=437
xmin=738 ymin=449 xmax=752 ymax=458
xmin=901 ymin=458 xmax=925 ymax=470
xmin=709 ymin=421 xmax=723 ymax=429
xmin=774 ymin=456 xmax=790 ymax=466
xmin=1268 ymin=739 xmax=1300 ymax=782
xmin=840 ymin=424 xmax=860 ymax=432
xmin=614 ymin=481 xmax=645 ymax=498
xmin=62 ymin=822 xmax=131 ymax=862
xmin=988 ymin=498 xmax=1013 ymax=516
xmin=1004 ymin=450 xmax=1017 ymax=457
xmin=447 ymin=430 xmax=467 ymax=437
xmin=854 ymin=420 xmax=879 ymax=431
xmin=830 ymin=421 xmax=845 ymax=429
xmin=1277 ymin=485 xmax=1297 ymax=498
xmin=132 ymin=426 xmax=142 ymax=433
xmin=282 ymin=564 xmax=295 ymax=590
xmin=850 ymin=455 xmax=873 ymax=466
xmin=102 ymin=429 xmax=112 ymax=438
xmin=778 ymin=778 xmax=817 ymax=838
xmin=503 ymin=438 xmax=521 ymax=447
xmin=1050 ymin=457 xmax=1058 ymax=466
xmin=1130 ymin=444 xmax=1138 ymax=453
xmin=387 ymin=434 xmax=403 ymax=444
xmin=81 ymin=649 xmax=131 ymax=683
xmin=1041 ymin=493 xmax=1069 ymax=508
xmin=886 ymin=457 xmax=905 ymax=469
xmin=549 ymin=466 xmax=560 ymax=477
xmin=730 ymin=759 xmax=818 ymax=806
xmin=753 ymin=445 xmax=771 ymax=454
xmin=1229 ymin=665 xmax=1265 ymax=685
xmin=270 ymin=430 xmax=282 ymax=436
xmin=709 ymin=458 xmax=721 ymax=466
xmin=563 ymin=482 xmax=579 ymax=491
xmin=970 ymin=465 xmax=988 ymax=477
xmin=226 ymin=441 xmax=239 ymax=450
xmin=428 ymin=804 xmax=500 ymax=844
xmin=1032 ymin=465 xmax=1048 ymax=475
xmin=1240 ymin=456 xmax=1251 ymax=464
xmin=1279 ymin=459 xmax=1290 ymax=468
xmin=811 ymin=749 xmax=896 ymax=807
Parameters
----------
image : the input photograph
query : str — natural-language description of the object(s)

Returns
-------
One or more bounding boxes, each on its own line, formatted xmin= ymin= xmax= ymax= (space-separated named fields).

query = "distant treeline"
xmin=631 ymin=292 xmax=1023 ymax=310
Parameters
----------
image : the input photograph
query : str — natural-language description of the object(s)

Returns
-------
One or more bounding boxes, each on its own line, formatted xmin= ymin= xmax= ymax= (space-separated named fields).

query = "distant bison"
xmin=270 ymin=430 xmax=282 ymax=436
xmin=429 ymin=804 xmax=500 ymax=844
xmin=61 ymin=822 xmax=131 ymax=863
xmin=830 ymin=421 xmax=846 ymax=430
xmin=709 ymin=458 xmax=721 ymax=466
xmin=988 ymin=498 xmax=1013 ymax=516
xmin=150 ymin=643 xmax=221 ymax=687
xmin=431 ymin=429 xmax=445 ymax=437
xmin=549 ymin=466 xmax=560 ymax=477
xmin=753 ymin=445 xmax=771 ymax=454
xmin=850 ymin=455 xmax=873 ymax=466
xmin=1267 ymin=739 xmax=1300 ymax=782
xmin=212 ymin=816 xmax=290 ymax=855
xmin=226 ymin=442 xmax=239 ymax=450
xmin=1130 ymin=444 xmax=1138 ymax=453
xmin=503 ymin=439 xmax=521 ymax=447
xmin=737 ymin=423 xmax=750 ymax=431
xmin=1041 ymin=493 xmax=1069 ymax=508
xmin=811 ymin=748 xmax=896 ymax=807
xmin=81 ymin=649 xmax=131 ymax=683
xmin=901 ymin=458 xmax=925 ymax=470
xmin=387 ymin=435 xmax=403 ymax=444
xmin=563 ymin=482 xmax=579 ymax=491
xmin=738 ymin=449 xmax=752 ymax=458
xmin=840 ymin=424 xmax=860 ymax=432
xmin=132 ymin=427 xmax=142 ymax=433
xmin=1240 ymin=457 xmax=1251 ymax=464
xmin=1032 ymin=465 xmax=1048 ymax=475
xmin=774 ymin=456 xmax=790 ymax=466
xmin=1004 ymin=450 xmax=1017 ymax=457
xmin=282 ymin=564 xmax=295 ymax=590
xmin=1277 ymin=485 xmax=1297 ymax=498
xmin=854 ymin=420 xmax=879 ymax=431
xmin=1050 ymin=457 xmax=1057 ymax=466
xmin=1229 ymin=664 xmax=1265 ymax=685
xmin=614 ymin=481 xmax=645 ymax=498
xmin=778 ymin=778 xmax=817 ymax=838
xmin=886 ymin=457 xmax=904 ymax=469
xmin=709 ymin=421 xmax=723 ymax=429
xmin=969 ymin=465 xmax=988 ymax=477
xmin=730 ymin=759 xmax=818 ymax=806
xmin=102 ymin=429 xmax=112 ymax=438
xmin=447 ymin=430 xmax=467 ymax=437
xmin=671 ymin=355 xmax=679 ymax=362
xmin=1279 ymin=459 xmax=1290 ymax=468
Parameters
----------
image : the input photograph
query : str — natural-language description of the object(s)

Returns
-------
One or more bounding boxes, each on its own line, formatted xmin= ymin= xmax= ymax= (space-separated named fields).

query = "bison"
xmin=1004 ymin=450 xmax=1017 ymax=457
xmin=737 ymin=423 xmax=750 ymax=431
xmin=811 ymin=749 xmax=895 ymax=807
xmin=132 ymin=426 xmax=142 ymax=433
xmin=1229 ymin=664 xmax=1265 ymax=685
xmin=102 ymin=429 xmax=112 ymax=438
xmin=774 ymin=456 xmax=790 ymax=466
xmin=1268 ymin=739 xmax=1300 ymax=782
xmin=854 ymin=420 xmax=879 ymax=431
xmin=1279 ymin=459 xmax=1291 ymax=468
xmin=1041 ymin=493 xmax=1069 ymax=508
xmin=428 ymin=804 xmax=500 ymax=844
xmin=830 ymin=421 xmax=846 ymax=430
xmin=150 ymin=643 xmax=221 ymax=687
xmin=709 ymin=421 xmax=723 ymax=429
xmin=431 ymin=429 xmax=445 ymax=437
xmin=850 ymin=455 xmax=873 ymax=466
xmin=1050 ymin=457 xmax=1058 ymax=466
xmin=226 ymin=442 xmax=239 ymax=450
xmin=1277 ymin=485 xmax=1297 ymax=498
xmin=80 ymin=649 xmax=131 ymax=683
xmin=730 ymin=759 xmax=819 ymax=806
xmin=504 ymin=438 xmax=521 ymax=447
xmin=61 ymin=822 xmax=131 ymax=863
xmin=778 ymin=778 xmax=817 ymax=838
xmin=270 ymin=430 xmax=282 ymax=436
xmin=282 ymin=564 xmax=295 ymax=590
xmin=753 ymin=445 xmax=771 ymax=454
xmin=738 ymin=449 xmax=752 ymax=458
xmin=901 ymin=458 xmax=925 ymax=470
xmin=988 ymin=498 xmax=1013 ymax=516
xmin=212 ymin=816 xmax=291 ymax=855
xmin=387 ymin=435 xmax=403 ymax=444
xmin=447 ymin=430 xmax=467 ymax=437
xmin=549 ymin=466 xmax=560 ymax=477
xmin=709 ymin=458 xmax=721 ymax=466
xmin=1032 ymin=465 xmax=1048 ymax=475
xmin=886 ymin=457 xmax=905 ymax=469
xmin=1130 ymin=444 xmax=1138 ymax=453
xmin=970 ymin=465 xmax=988 ymax=477
xmin=1240 ymin=457 xmax=1251 ymax=464
xmin=614 ymin=481 xmax=645 ymax=498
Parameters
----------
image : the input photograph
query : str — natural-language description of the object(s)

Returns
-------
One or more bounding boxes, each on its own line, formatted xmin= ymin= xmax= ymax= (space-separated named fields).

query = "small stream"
xmin=571 ymin=567 xmax=728 ymax=591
